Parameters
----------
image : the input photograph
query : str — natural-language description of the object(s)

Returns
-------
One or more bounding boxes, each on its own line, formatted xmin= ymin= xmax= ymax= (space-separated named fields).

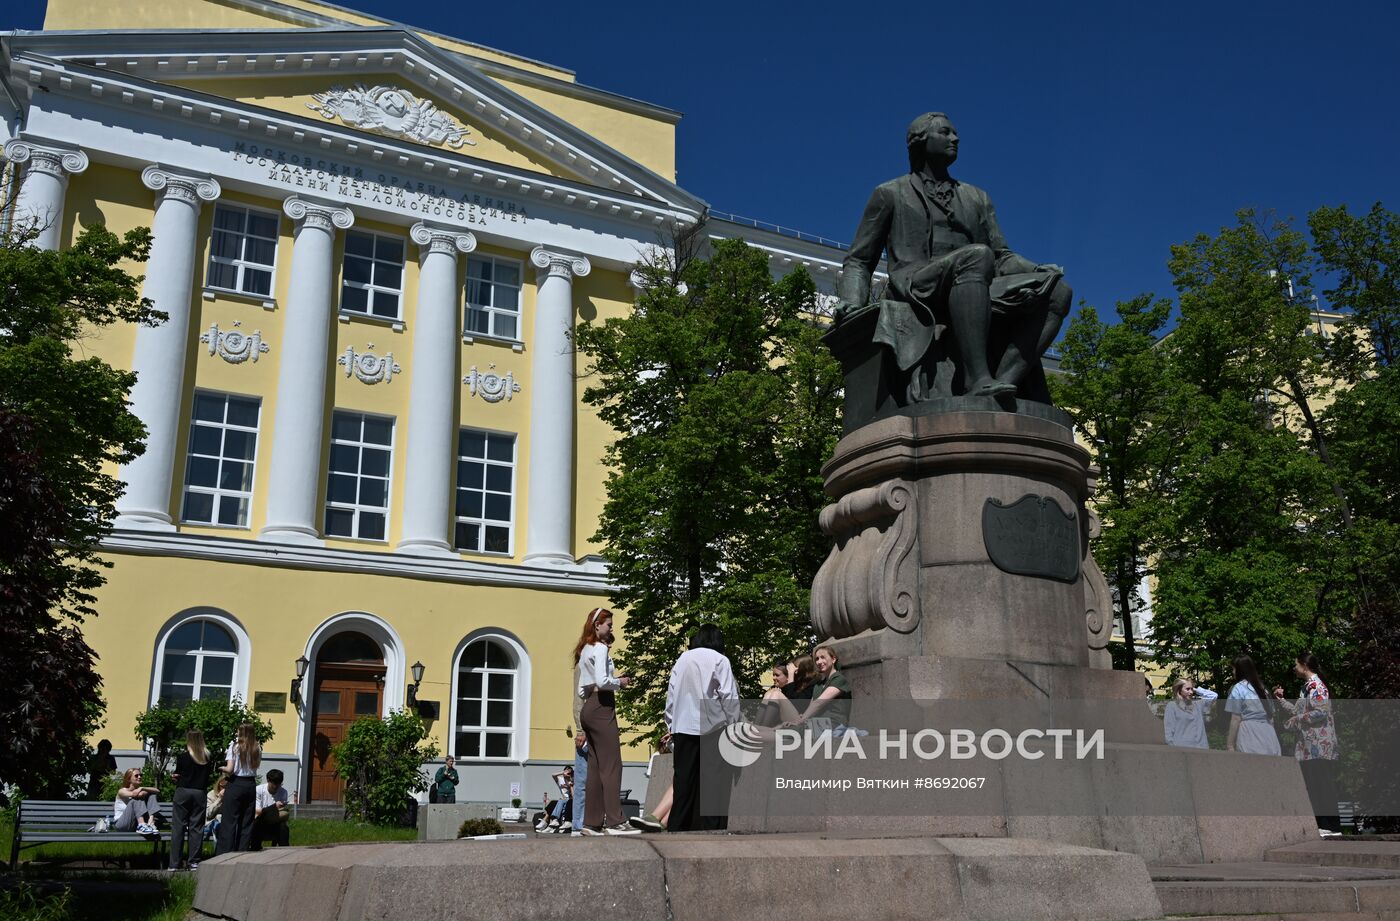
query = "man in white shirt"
xmin=664 ymin=625 xmax=739 ymax=831
xmin=251 ymin=768 xmax=292 ymax=849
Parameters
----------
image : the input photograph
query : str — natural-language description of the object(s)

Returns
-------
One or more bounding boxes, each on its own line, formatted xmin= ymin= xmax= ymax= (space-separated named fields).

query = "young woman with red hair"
xmin=573 ymin=607 xmax=640 ymax=835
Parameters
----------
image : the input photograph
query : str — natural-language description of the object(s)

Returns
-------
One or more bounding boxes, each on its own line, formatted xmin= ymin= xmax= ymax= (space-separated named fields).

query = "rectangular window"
xmin=181 ymin=392 xmax=261 ymax=527
xmin=464 ymin=255 xmax=522 ymax=341
xmin=206 ymin=204 xmax=279 ymax=297
xmin=340 ymin=230 xmax=405 ymax=319
xmin=325 ymin=410 xmax=394 ymax=541
xmin=454 ymin=429 xmax=515 ymax=554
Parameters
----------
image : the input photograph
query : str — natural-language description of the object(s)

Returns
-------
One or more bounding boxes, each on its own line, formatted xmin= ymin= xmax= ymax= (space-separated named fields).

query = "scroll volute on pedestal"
xmin=810 ymin=479 xmax=922 ymax=639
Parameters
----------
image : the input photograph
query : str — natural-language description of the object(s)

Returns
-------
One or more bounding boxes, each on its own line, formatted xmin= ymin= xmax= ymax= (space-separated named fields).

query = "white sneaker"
xmin=605 ymin=823 xmax=641 ymax=836
xmin=579 ymin=826 xmax=605 ymax=836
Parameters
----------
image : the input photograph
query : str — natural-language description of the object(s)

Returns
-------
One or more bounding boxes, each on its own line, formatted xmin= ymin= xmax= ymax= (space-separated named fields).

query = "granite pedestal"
xmin=726 ymin=410 xmax=1318 ymax=865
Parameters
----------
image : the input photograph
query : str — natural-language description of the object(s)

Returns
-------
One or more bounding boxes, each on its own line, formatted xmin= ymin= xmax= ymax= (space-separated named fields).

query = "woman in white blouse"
xmin=216 ymin=722 xmax=262 ymax=854
xmin=573 ymin=607 xmax=640 ymax=835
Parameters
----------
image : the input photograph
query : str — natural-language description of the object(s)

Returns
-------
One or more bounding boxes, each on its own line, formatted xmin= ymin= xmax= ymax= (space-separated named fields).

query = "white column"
xmin=2 ymin=139 xmax=89 ymax=250
xmin=524 ymin=246 xmax=590 ymax=565
xmin=397 ymin=222 xmax=477 ymax=556
xmin=114 ymin=167 xmax=222 ymax=530
xmin=259 ymin=196 xmax=354 ymax=545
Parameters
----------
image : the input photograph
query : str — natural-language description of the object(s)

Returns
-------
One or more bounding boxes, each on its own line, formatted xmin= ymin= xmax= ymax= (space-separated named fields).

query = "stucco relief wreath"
xmin=307 ymin=85 xmax=476 ymax=149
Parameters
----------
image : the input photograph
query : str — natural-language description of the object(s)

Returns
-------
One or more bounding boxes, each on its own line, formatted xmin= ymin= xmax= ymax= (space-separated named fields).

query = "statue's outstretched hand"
xmin=833 ymin=300 xmax=862 ymax=322
xmin=1034 ymin=263 xmax=1064 ymax=274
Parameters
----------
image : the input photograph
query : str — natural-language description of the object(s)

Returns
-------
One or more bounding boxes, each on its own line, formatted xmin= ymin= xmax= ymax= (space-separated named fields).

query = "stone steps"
xmin=290 ymin=803 xmax=345 ymax=821
xmin=1153 ymin=858 xmax=1400 ymax=918
xmin=1268 ymin=841 xmax=1400 ymax=872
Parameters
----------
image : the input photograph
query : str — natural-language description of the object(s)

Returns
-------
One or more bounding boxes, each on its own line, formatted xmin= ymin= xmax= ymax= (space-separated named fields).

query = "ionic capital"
xmin=410 ymin=222 xmax=476 ymax=257
xmin=530 ymin=246 xmax=591 ymax=281
xmin=142 ymin=166 xmax=221 ymax=207
xmin=283 ymin=196 xmax=354 ymax=234
xmin=629 ymin=268 xmax=688 ymax=296
xmin=3 ymin=139 xmax=89 ymax=180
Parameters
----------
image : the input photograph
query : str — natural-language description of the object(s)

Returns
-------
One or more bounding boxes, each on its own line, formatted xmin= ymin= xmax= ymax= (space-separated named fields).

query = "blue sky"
xmin=8 ymin=0 xmax=1399 ymax=320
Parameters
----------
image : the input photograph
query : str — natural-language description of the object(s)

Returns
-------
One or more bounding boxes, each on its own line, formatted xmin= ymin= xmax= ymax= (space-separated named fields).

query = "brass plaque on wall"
xmin=253 ymin=691 xmax=288 ymax=713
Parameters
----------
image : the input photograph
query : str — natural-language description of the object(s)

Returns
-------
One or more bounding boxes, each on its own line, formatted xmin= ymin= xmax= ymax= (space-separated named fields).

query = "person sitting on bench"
xmin=113 ymin=768 xmax=162 ymax=835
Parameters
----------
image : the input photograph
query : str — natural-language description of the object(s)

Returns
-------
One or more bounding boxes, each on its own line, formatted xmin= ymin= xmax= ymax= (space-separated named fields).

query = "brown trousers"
xmin=580 ymin=690 xmax=623 ymax=827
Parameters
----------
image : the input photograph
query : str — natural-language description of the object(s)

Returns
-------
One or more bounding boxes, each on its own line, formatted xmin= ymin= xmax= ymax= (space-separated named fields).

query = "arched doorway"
xmin=307 ymin=631 xmax=385 ymax=803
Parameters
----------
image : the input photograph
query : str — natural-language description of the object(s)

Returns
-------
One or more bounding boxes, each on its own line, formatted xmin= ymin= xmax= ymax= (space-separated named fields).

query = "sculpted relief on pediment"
xmin=307 ymin=84 xmax=475 ymax=150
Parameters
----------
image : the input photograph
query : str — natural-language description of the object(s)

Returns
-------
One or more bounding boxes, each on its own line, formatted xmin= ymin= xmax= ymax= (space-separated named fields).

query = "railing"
xmin=707 ymin=209 xmax=849 ymax=251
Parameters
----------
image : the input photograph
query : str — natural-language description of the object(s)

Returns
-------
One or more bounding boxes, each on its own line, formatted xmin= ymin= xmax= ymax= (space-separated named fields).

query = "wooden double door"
xmin=307 ymin=664 xmax=384 ymax=803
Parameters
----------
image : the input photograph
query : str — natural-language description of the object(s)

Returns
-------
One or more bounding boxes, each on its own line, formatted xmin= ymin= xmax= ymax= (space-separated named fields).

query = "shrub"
xmin=457 ymin=817 xmax=504 ymax=838
xmin=133 ymin=697 xmax=273 ymax=793
xmin=334 ymin=709 xmax=439 ymax=826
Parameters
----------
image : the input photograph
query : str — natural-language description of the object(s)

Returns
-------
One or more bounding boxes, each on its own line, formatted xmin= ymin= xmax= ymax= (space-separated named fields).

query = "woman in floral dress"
xmin=1274 ymin=652 xmax=1341 ymax=836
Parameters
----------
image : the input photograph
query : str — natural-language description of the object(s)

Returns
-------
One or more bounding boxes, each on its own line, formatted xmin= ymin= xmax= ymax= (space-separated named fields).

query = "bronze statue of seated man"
xmin=835 ymin=112 xmax=1072 ymax=402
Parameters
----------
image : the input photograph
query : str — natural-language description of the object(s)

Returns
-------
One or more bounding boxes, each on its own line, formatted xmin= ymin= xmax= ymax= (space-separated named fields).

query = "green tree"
xmin=1051 ymin=295 xmax=1173 ymax=665
xmin=0 ymin=213 xmax=160 ymax=799
xmin=334 ymin=709 xmax=439 ymax=825
xmin=574 ymin=232 xmax=843 ymax=740
xmin=1309 ymin=202 xmax=1400 ymax=373
xmin=132 ymin=697 xmax=274 ymax=795
xmin=1148 ymin=211 xmax=1344 ymax=689
xmin=1309 ymin=202 xmax=1400 ymax=698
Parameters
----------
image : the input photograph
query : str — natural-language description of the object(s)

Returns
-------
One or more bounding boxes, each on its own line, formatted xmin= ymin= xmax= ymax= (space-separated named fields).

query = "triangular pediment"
xmin=6 ymin=28 xmax=705 ymax=216
xmin=162 ymin=72 xmax=586 ymax=182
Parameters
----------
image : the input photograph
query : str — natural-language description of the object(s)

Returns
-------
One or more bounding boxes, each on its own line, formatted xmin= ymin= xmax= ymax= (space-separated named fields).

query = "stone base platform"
xmin=1152 ymin=842 xmax=1400 ymax=918
xmin=191 ymin=834 xmax=1163 ymax=921
xmin=727 ymin=741 xmax=1318 ymax=865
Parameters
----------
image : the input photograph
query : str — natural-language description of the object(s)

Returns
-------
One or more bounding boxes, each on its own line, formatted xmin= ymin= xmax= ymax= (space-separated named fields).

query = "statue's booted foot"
xmin=966 ymin=378 xmax=1017 ymax=398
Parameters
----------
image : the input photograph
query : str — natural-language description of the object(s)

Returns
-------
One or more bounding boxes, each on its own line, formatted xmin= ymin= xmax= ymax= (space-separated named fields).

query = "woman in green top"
xmin=433 ymin=756 xmax=459 ymax=804
xmin=785 ymin=645 xmax=852 ymax=732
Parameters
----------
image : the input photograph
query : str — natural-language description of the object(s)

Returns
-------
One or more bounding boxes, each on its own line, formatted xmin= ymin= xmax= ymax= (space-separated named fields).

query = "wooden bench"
xmin=9 ymin=799 xmax=172 ymax=869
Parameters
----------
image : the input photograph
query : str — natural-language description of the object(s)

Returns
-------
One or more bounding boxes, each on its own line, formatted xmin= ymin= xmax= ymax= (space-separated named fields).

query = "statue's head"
xmin=906 ymin=112 xmax=958 ymax=172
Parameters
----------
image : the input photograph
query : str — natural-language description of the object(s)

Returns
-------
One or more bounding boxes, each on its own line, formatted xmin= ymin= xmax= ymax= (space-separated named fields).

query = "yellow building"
xmin=1 ymin=0 xmax=850 ymax=803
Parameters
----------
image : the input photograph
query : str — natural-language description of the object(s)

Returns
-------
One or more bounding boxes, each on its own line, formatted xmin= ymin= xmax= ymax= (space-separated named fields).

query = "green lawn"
xmin=1 ymin=815 xmax=417 ymax=921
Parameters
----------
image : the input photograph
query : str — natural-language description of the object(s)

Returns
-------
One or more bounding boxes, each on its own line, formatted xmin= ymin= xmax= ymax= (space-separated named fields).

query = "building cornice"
xmin=4 ymin=29 xmax=697 ymax=211
xmin=6 ymin=53 xmax=702 ymax=247
xmin=101 ymin=529 xmax=613 ymax=595
xmin=708 ymin=215 xmax=888 ymax=289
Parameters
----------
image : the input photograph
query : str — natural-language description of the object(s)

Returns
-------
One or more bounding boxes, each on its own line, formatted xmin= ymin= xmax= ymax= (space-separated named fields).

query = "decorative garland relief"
xmin=464 ymin=364 xmax=521 ymax=403
xmin=338 ymin=344 xmax=402 ymax=385
xmin=200 ymin=321 xmax=269 ymax=364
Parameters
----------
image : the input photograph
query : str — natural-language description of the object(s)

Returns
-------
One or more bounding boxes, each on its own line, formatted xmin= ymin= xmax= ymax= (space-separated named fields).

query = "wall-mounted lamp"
xmin=290 ymin=655 xmax=310 ymax=710
xmin=408 ymin=660 xmax=426 ymax=707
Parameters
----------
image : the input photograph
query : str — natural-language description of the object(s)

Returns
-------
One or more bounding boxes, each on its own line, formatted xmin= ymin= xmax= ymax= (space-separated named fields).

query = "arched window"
xmin=454 ymin=638 xmax=519 ymax=760
xmin=158 ymin=619 xmax=238 ymax=705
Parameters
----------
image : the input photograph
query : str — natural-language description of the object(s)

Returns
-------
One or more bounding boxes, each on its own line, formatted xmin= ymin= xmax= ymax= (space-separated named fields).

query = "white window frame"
xmin=181 ymin=390 xmax=260 ymax=528
xmin=450 ymin=633 xmax=529 ymax=763
xmin=206 ymin=203 xmax=280 ymax=299
xmin=339 ymin=229 xmax=406 ymax=321
xmin=150 ymin=611 xmax=252 ymax=707
xmin=454 ymin=428 xmax=516 ymax=556
xmin=324 ymin=410 xmax=395 ymax=542
xmin=463 ymin=254 xmax=523 ymax=343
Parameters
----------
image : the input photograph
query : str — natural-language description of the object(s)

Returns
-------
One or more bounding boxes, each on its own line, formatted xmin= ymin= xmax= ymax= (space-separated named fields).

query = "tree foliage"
xmin=1148 ymin=211 xmax=1344 ymax=689
xmin=1061 ymin=205 xmax=1400 ymax=698
xmin=132 ymin=697 xmax=274 ymax=796
xmin=333 ymin=710 xmax=439 ymax=825
xmin=574 ymin=232 xmax=843 ymax=740
xmin=0 ymin=217 xmax=160 ymax=798
xmin=1051 ymin=295 xmax=1172 ymax=663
